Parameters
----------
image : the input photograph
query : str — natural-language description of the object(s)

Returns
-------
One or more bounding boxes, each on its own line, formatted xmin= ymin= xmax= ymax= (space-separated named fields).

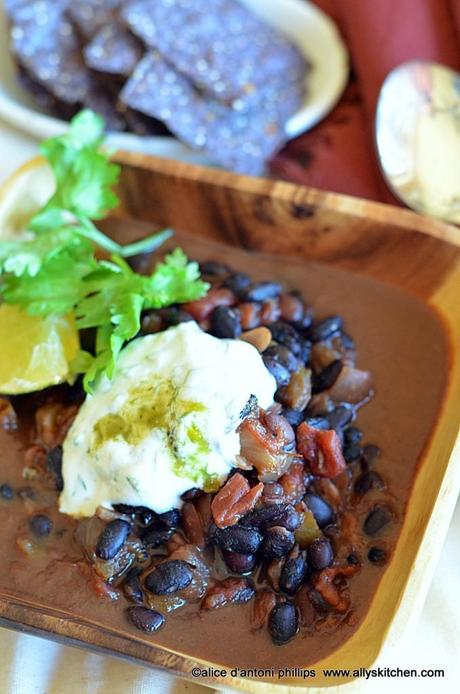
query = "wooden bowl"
xmin=0 ymin=153 xmax=459 ymax=692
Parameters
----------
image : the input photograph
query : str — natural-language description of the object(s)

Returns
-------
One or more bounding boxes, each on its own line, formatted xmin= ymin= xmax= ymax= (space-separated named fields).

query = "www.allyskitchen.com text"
xmin=191 ymin=666 xmax=445 ymax=681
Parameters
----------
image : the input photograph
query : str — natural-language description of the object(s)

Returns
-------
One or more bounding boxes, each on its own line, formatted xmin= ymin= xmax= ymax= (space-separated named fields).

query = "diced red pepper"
xmin=296 ymin=422 xmax=346 ymax=479
xmin=211 ymin=472 xmax=263 ymax=529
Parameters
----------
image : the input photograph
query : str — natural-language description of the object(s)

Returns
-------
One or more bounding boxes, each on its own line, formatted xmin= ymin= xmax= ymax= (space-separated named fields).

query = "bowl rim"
xmin=0 ymin=154 xmax=459 ymax=692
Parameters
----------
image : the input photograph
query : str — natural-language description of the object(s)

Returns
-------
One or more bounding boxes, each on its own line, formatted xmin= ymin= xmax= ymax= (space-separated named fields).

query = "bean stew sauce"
xmin=0 ymin=232 xmax=448 ymax=669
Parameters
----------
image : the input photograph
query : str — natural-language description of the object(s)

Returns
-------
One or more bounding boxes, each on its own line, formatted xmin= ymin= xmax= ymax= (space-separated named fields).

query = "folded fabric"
xmin=273 ymin=0 xmax=460 ymax=203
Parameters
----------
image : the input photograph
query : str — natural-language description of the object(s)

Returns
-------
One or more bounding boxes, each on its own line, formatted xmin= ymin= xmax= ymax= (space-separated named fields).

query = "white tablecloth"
xmin=0 ymin=118 xmax=459 ymax=694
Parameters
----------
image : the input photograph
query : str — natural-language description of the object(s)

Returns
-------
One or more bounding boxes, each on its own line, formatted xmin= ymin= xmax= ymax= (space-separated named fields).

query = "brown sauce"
xmin=0 ymin=231 xmax=448 ymax=668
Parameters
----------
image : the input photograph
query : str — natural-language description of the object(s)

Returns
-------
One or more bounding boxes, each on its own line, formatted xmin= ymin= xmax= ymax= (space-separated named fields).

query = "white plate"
xmin=0 ymin=0 xmax=348 ymax=167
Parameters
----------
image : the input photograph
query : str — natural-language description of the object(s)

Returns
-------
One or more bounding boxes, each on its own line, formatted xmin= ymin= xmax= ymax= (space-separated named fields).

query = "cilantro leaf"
xmin=31 ymin=110 xmax=119 ymax=226
xmin=73 ymin=250 xmax=208 ymax=390
xmin=0 ymin=108 xmax=210 ymax=393
xmin=1 ymin=252 xmax=95 ymax=315
xmin=0 ymin=228 xmax=94 ymax=277
xmin=147 ymin=248 xmax=208 ymax=305
xmin=0 ymin=110 xmax=172 ymax=278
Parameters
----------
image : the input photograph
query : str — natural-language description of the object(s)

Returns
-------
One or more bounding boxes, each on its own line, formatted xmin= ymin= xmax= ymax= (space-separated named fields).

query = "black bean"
xmin=363 ymin=507 xmax=392 ymax=536
xmin=280 ymin=294 xmax=305 ymax=323
xmin=136 ymin=508 xmax=158 ymax=528
xmin=292 ymin=305 xmax=313 ymax=332
xmin=158 ymin=509 xmax=181 ymax=529
xmin=326 ymin=405 xmax=353 ymax=430
xmin=142 ymin=527 xmax=173 ymax=548
xmin=126 ymin=606 xmax=165 ymax=633
xmin=223 ymin=272 xmax=251 ymax=297
xmin=243 ymin=281 xmax=282 ymax=302
xmin=354 ymin=471 xmax=385 ymax=495
xmin=282 ymin=407 xmax=304 ymax=427
xmin=304 ymin=416 xmax=330 ymax=430
xmin=0 ymin=483 xmax=14 ymax=500
xmin=309 ymin=316 xmax=343 ymax=342
xmin=268 ymin=602 xmax=298 ymax=644
xmin=343 ymin=443 xmax=362 ymax=463
xmin=241 ymin=504 xmax=287 ymax=529
xmin=46 ymin=446 xmax=64 ymax=492
xmin=279 ymin=556 xmax=307 ymax=595
xmin=268 ymin=322 xmax=302 ymax=356
xmin=112 ymin=504 xmax=141 ymax=517
xmin=213 ymin=525 xmax=262 ymax=554
xmin=210 ymin=305 xmax=242 ymax=338
xmin=262 ymin=355 xmax=291 ymax=387
xmin=181 ymin=487 xmax=203 ymax=501
xmin=263 ymin=344 xmax=298 ymax=373
xmin=368 ymin=547 xmax=387 ymax=564
xmin=347 ymin=553 xmax=360 ymax=566
xmin=261 ymin=526 xmax=295 ymax=559
xmin=298 ymin=338 xmax=312 ymax=364
xmin=275 ymin=507 xmax=302 ymax=532
xmin=123 ymin=568 xmax=144 ymax=604
xmin=251 ymin=504 xmax=299 ymax=532
xmin=307 ymin=538 xmax=334 ymax=570
xmin=222 ymin=550 xmax=256 ymax=574
xmin=362 ymin=444 xmax=381 ymax=467
xmin=199 ymin=260 xmax=230 ymax=276
xmin=145 ymin=560 xmax=193 ymax=595
xmin=344 ymin=426 xmax=363 ymax=444
xmin=313 ymin=360 xmax=343 ymax=393
xmin=262 ymin=483 xmax=285 ymax=506
xmin=160 ymin=307 xmax=194 ymax=326
xmin=304 ymin=493 xmax=334 ymax=528
xmin=95 ymin=519 xmax=130 ymax=560
xmin=29 ymin=513 xmax=53 ymax=537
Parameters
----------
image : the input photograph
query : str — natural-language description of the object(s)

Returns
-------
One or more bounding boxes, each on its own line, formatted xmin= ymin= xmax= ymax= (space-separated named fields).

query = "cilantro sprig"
xmin=0 ymin=110 xmax=209 ymax=391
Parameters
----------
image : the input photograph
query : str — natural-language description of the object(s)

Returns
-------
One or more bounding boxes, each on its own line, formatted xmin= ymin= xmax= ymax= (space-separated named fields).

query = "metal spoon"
xmin=375 ymin=60 xmax=460 ymax=224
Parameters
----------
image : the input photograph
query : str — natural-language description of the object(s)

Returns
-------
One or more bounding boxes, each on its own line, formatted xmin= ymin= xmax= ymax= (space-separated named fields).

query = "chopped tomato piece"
xmin=211 ymin=472 xmax=263 ymax=529
xmin=296 ymin=422 xmax=346 ymax=478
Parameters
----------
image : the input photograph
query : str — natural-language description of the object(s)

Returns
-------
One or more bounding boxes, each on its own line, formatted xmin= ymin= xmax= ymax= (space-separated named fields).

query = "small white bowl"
xmin=0 ymin=0 xmax=348 ymax=166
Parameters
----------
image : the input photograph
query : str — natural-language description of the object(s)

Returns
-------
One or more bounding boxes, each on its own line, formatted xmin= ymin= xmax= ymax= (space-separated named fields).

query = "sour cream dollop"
xmin=60 ymin=322 xmax=276 ymax=517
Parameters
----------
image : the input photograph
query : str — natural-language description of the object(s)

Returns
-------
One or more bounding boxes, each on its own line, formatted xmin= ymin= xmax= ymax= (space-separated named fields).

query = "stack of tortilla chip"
xmin=6 ymin=0 xmax=309 ymax=174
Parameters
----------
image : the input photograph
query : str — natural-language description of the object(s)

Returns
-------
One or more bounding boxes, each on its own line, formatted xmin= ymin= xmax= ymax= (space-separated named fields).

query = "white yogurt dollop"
xmin=60 ymin=322 xmax=276 ymax=517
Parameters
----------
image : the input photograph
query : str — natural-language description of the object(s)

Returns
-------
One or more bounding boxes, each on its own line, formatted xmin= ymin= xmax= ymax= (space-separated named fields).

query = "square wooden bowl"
xmin=0 ymin=153 xmax=459 ymax=692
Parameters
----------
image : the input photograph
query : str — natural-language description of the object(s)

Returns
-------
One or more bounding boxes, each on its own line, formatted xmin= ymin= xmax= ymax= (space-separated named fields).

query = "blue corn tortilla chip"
xmin=5 ymin=0 xmax=68 ymax=24
xmin=8 ymin=2 xmax=91 ymax=104
xmin=84 ymin=22 xmax=143 ymax=76
xmin=120 ymin=52 xmax=210 ymax=149
xmin=6 ymin=0 xmax=128 ymax=127
xmin=67 ymin=0 xmax=121 ymax=40
xmin=120 ymin=52 xmax=290 ymax=174
xmin=122 ymin=0 xmax=307 ymax=105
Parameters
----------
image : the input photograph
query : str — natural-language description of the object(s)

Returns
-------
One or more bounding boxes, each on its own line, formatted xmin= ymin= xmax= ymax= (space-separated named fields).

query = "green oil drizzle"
xmin=92 ymin=377 xmax=218 ymax=487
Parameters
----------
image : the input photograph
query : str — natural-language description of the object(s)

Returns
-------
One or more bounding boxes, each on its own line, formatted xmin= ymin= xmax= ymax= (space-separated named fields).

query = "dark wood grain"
xmin=114 ymin=151 xmax=460 ymax=298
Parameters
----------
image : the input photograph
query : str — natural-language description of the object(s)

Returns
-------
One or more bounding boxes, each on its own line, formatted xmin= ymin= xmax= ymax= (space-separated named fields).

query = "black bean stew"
xmin=0 ymin=260 xmax=397 ymax=650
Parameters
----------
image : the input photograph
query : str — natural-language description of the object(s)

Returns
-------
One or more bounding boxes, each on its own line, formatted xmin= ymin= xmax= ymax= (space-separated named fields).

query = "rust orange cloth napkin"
xmin=271 ymin=0 xmax=460 ymax=202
